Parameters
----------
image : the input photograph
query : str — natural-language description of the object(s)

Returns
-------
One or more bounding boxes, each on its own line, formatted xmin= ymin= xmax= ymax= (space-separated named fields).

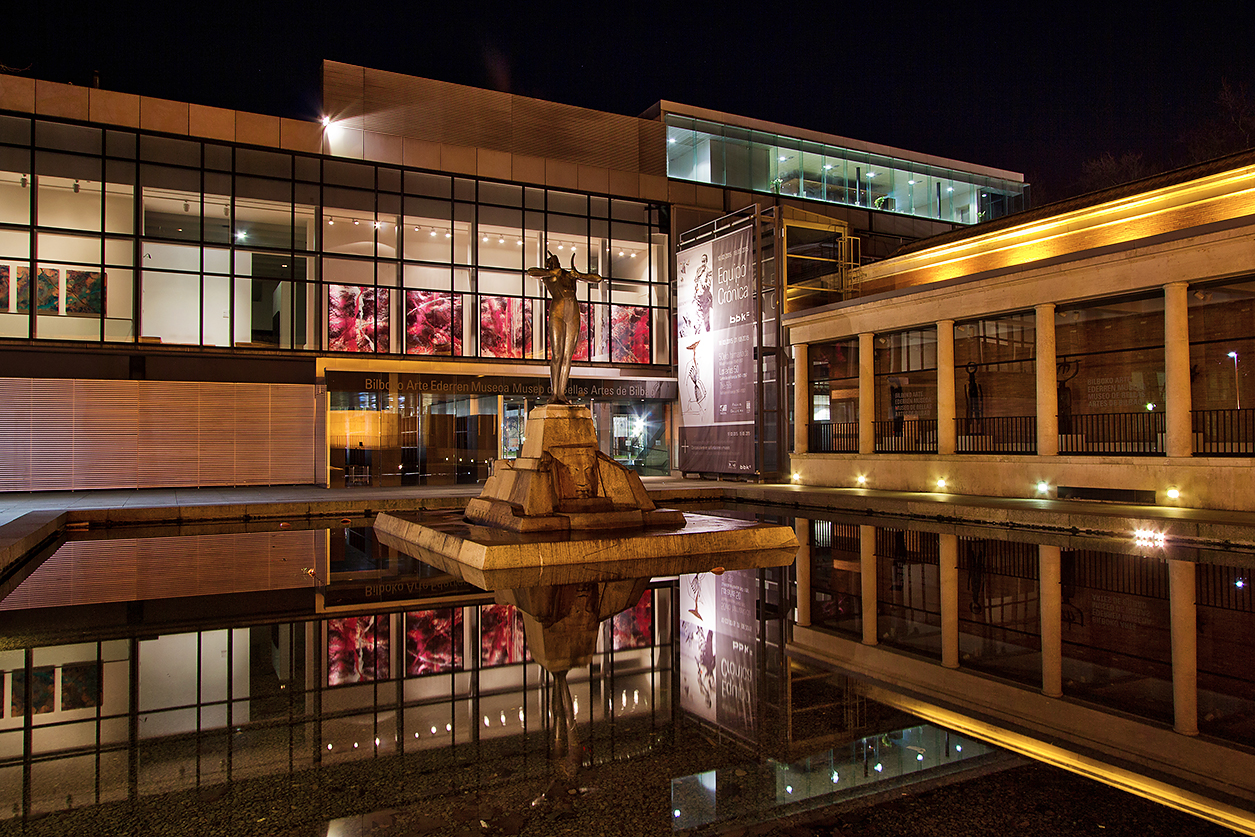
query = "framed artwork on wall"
xmin=65 ymin=271 xmax=104 ymax=316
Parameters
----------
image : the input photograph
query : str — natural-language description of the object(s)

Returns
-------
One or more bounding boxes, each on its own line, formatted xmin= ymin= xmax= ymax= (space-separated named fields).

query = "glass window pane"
xmin=37 ymin=176 xmax=101 ymax=231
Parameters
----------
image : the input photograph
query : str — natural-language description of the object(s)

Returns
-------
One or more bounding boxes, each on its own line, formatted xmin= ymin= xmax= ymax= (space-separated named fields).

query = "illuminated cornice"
xmin=852 ymin=165 xmax=1255 ymax=290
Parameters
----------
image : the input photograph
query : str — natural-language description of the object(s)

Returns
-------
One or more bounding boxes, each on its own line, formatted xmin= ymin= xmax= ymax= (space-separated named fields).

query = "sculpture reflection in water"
xmin=375 ymin=522 xmax=797 ymax=801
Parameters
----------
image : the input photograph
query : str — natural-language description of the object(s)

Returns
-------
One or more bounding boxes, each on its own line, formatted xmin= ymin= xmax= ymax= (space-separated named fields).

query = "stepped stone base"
xmin=464 ymin=404 xmax=684 ymax=532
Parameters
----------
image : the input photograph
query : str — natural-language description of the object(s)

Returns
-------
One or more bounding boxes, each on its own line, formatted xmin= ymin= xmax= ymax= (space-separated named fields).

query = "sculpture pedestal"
xmin=464 ymin=404 xmax=683 ymax=532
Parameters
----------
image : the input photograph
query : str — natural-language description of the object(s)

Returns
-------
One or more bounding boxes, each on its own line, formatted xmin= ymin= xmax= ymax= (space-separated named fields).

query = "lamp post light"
xmin=1230 ymin=351 xmax=1241 ymax=410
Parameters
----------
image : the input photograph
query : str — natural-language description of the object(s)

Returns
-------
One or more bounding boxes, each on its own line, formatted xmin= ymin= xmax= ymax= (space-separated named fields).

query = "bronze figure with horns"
xmin=527 ymin=251 xmax=605 ymax=404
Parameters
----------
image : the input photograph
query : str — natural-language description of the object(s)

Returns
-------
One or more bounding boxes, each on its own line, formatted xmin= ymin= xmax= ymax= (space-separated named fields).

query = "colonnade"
xmin=793 ymin=282 xmax=1195 ymax=458
xmin=792 ymin=521 xmax=1200 ymax=735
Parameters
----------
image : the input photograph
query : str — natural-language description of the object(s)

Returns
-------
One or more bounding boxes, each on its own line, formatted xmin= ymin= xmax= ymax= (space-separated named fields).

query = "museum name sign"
xmin=326 ymin=371 xmax=677 ymax=401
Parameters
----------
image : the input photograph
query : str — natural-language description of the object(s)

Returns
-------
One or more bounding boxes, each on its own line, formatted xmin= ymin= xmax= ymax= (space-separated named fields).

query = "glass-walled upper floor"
xmin=665 ymin=114 xmax=1028 ymax=225
xmin=0 ymin=114 xmax=672 ymax=366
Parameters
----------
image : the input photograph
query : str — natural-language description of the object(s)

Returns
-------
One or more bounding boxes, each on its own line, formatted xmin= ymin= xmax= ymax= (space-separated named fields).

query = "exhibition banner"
xmin=679 ymin=569 xmax=758 ymax=740
xmin=676 ymin=225 xmax=755 ymax=474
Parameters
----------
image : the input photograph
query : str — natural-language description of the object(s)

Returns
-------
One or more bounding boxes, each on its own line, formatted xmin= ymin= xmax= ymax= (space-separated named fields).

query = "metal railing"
xmin=809 ymin=421 xmax=858 ymax=453
xmin=873 ymin=419 xmax=938 ymax=453
xmin=1192 ymin=409 xmax=1255 ymax=456
xmin=955 ymin=416 xmax=1037 ymax=454
xmin=1057 ymin=412 xmax=1165 ymax=455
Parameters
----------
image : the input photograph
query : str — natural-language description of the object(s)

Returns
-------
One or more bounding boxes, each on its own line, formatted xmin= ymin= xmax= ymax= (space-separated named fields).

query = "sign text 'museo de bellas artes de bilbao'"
xmin=325 ymin=371 xmax=677 ymax=401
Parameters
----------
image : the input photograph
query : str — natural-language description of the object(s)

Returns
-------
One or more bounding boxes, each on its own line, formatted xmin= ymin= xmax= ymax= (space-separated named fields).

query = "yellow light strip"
xmin=855 ymin=166 xmax=1255 ymax=281
xmin=866 ymin=687 xmax=1255 ymax=836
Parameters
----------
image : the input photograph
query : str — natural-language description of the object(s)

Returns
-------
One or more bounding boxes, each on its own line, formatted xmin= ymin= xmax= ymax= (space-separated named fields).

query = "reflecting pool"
xmin=0 ymin=503 xmax=1251 ymax=835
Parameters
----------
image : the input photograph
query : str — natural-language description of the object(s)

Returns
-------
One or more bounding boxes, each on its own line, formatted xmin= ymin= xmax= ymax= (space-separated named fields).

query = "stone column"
xmin=1169 ymin=559 xmax=1199 ymax=735
xmin=1039 ymin=545 xmax=1063 ymax=697
xmin=1164 ymin=282 xmax=1192 ymax=458
xmin=859 ymin=332 xmax=875 ymax=455
xmin=937 ymin=320 xmax=956 ymax=455
xmin=795 ymin=518 xmax=811 ymax=627
xmin=1035 ymin=304 xmax=1058 ymax=456
xmin=940 ymin=534 xmax=959 ymax=668
xmin=794 ymin=343 xmax=809 ymax=454
xmin=860 ymin=524 xmax=877 ymax=645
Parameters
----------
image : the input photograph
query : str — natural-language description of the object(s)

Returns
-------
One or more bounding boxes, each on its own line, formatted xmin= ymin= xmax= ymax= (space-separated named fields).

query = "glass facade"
xmin=0 ymin=115 xmax=671 ymax=365
xmin=665 ymin=114 xmax=1028 ymax=224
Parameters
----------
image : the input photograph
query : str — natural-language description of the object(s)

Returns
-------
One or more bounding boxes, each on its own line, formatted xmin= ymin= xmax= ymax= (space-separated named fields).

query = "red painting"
xmin=405 ymin=608 xmax=464 ymax=675
xmin=329 ymin=285 xmax=390 ymax=353
xmin=405 ymin=290 xmax=463 ymax=355
xmin=327 ymin=615 xmax=390 ymax=685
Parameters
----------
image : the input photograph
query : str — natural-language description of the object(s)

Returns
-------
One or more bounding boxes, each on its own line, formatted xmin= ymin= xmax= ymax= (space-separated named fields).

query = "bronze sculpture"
xmin=527 ymin=252 xmax=605 ymax=403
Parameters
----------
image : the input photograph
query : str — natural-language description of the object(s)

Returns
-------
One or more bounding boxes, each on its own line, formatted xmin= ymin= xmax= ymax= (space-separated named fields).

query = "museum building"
xmin=0 ymin=62 xmax=1026 ymax=491
xmin=786 ymin=147 xmax=1255 ymax=511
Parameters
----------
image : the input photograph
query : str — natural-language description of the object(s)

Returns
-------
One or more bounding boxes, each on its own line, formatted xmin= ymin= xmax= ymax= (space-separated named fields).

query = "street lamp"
xmin=1230 ymin=351 xmax=1241 ymax=410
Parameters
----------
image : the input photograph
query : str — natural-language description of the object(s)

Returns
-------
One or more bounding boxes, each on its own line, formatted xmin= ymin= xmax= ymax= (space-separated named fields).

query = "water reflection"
xmin=1 ymin=505 xmax=1253 ymax=831
xmin=671 ymin=724 xmax=993 ymax=831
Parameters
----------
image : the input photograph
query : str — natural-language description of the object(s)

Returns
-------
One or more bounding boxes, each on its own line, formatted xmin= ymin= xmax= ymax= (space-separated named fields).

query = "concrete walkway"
xmin=5 ymin=478 xmax=1255 ymax=574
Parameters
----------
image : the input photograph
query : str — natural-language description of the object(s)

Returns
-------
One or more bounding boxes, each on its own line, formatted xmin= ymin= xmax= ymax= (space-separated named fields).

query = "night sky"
xmin=5 ymin=2 xmax=1253 ymax=205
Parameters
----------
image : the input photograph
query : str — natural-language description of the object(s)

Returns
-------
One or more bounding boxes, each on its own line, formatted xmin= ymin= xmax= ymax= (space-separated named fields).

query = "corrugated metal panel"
xmin=322 ymin=61 xmax=368 ymax=128
xmin=0 ymin=378 xmax=33 ymax=491
xmin=0 ymin=378 xmax=316 ymax=491
xmin=323 ymin=61 xmax=667 ymax=178
xmin=138 ymin=381 xmax=202 ymax=488
xmin=639 ymin=119 xmax=666 ymax=174
xmin=198 ymin=382 xmax=238 ymax=487
xmin=270 ymin=384 xmax=316 ymax=483
xmin=72 ymin=380 xmax=139 ymax=490
xmin=233 ymin=384 xmax=272 ymax=485
xmin=28 ymin=379 xmax=75 ymax=492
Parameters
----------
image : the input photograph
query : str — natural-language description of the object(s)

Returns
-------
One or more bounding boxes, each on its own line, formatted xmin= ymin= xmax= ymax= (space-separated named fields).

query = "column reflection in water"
xmin=807 ymin=520 xmax=863 ymax=639
xmin=875 ymin=528 xmax=941 ymax=658
xmin=956 ymin=537 xmax=1043 ymax=689
xmin=1059 ymin=549 xmax=1174 ymax=725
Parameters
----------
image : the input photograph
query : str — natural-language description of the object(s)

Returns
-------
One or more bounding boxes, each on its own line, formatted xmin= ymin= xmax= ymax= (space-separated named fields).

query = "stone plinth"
xmin=464 ymin=403 xmax=683 ymax=532
xmin=374 ymin=510 xmax=799 ymax=578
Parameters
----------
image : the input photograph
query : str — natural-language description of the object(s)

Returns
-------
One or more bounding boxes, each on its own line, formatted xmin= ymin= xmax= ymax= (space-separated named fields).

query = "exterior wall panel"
xmin=0 ymin=378 xmax=317 ymax=490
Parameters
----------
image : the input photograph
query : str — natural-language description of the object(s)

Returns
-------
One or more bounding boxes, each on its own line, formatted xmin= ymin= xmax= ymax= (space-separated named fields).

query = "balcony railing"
xmin=955 ymin=416 xmax=1037 ymax=454
xmin=809 ymin=421 xmax=858 ymax=453
xmin=1058 ymin=412 xmax=1165 ymax=456
xmin=1193 ymin=409 xmax=1255 ymax=456
xmin=874 ymin=419 xmax=938 ymax=453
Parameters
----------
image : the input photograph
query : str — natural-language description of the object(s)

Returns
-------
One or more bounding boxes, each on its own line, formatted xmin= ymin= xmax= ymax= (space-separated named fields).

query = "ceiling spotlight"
xmin=1166 ymin=488 xmax=1180 ymax=500
xmin=73 ymin=180 xmax=80 ymax=193
xmin=374 ymin=221 xmax=381 ymax=229
xmin=1036 ymin=481 xmax=1049 ymax=494
xmin=321 ymin=116 xmax=331 ymax=127
xmin=428 ymin=229 xmax=435 ymax=235
xmin=908 ymin=179 xmax=915 ymax=185
xmin=444 ymin=232 xmax=451 ymax=238
xmin=327 ymin=218 xmax=334 ymax=225
xmin=823 ymin=164 xmax=833 ymax=170
xmin=353 ymin=219 xmax=359 ymax=225
xmin=183 ymin=201 xmax=190 ymax=212
xmin=936 ymin=478 xmax=947 ymax=489
xmin=498 ymin=237 xmax=505 ymax=243
xmin=20 ymin=175 xmax=28 ymax=188
xmin=856 ymin=475 xmax=867 ymax=485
